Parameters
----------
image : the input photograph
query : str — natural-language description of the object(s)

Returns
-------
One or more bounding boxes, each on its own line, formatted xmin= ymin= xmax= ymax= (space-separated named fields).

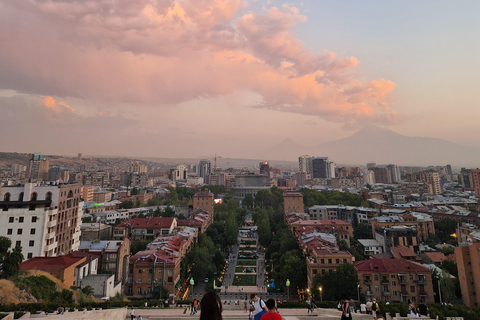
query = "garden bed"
xmin=232 ymin=275 xmax=256 ymax=286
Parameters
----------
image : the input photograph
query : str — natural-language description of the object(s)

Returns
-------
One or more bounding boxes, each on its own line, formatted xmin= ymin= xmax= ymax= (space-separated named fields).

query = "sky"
xmin=0 ymin=0 xmax=479 ymax=160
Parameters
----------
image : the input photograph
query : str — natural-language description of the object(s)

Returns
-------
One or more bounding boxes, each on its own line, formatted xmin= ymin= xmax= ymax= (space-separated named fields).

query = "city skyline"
xmin=1 ymin=1 xmax=479 ymax=160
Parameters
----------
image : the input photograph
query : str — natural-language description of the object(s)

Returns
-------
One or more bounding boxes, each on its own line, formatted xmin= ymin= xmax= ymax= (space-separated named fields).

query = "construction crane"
xmin=199 ymin=154 xmax=222 ymax=173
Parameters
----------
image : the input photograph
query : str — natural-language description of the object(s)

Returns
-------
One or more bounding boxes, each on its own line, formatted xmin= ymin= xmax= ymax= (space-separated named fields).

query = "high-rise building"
xmin=374 ymin=167 xmax=392 ymax=184
xmin=387 ymin=165 xmax=401 ymax=183
xmin=471 ymin=169 xmax=480 ymax=199
xmin=129 ymin=161 xmax=147 ymax=173
xmin=11 ymin=164 xmax=27 ymax=176
xmin=456 ymin=233 xmax=480 ymax=308
xmin=171 ymin=164 xmax=187 ymax=181
xmin=0 ymin=182 xmax=83 ymax=260
xmin=459 ymin=168 xmax=473 ymax=190
xmin=298 ymin=155 xmax=313 ymax=174
xmin=199 ymin=159 xmax=211 ymax=180
xmin=259 ymin=162 xmax=270 ymax=175
xmin=26 ymin=153 xmax=49 ymax=181
xmin=312 ymin=157 xmax=328 ymax=179
xmin=193 ymin=190 xmax=214 ymax=219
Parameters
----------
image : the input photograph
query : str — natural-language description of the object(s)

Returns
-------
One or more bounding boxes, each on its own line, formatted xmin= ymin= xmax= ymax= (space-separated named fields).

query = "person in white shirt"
xmin=360 ymin=302 xmax=366 ymax=314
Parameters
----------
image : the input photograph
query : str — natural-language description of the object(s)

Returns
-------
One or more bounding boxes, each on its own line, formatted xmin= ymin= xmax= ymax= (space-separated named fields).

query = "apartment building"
xmin=456 ymin=231 xmax=480 ymax=308
xmin=283 ymin=192 xmax=304 ymax=215
xmin=0 ymin=182 xmax=83 ymax=259
xmin=355 ymin=259 xmax=434 ymax=304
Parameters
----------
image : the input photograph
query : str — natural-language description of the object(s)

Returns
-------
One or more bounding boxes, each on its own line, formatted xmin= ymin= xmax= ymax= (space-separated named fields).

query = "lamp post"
xmin=357 ymin=284 xmax=360 ymax=302
xmin=190 ymin=278 xmax=194 ymax=301
xmin=286 ymin=279 xmax=290 ymax=301
xmin=319 ymin=287 xmax=323 ymax=302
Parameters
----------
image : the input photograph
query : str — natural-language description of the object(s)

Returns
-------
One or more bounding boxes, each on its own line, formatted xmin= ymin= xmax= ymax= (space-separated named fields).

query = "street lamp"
xmin=319 ymin=287 xmax=322 ymax=302
xmin=286 ymin=279 xmax=290 ymax=301
xmin=190 ymin=278 xmax=195 ymax=301
xmin=357 ymin=284 xmax=360 ymax=302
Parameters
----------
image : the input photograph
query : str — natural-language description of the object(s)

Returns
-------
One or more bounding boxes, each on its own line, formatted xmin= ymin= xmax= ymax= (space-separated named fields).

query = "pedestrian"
xmin=360 ymin=302 xmax=366 ymax=314
xmin=341 ymin=299 xmax=352 ymax=320
xmin=145 ymin=300 xmax=148 ymax=308
xmin=244 ymin=299 xmax=248 ymax=312
xmin=190 ymin=300 xmax=194 ymax=315
xmin=138 ymin=316 xmax=142 ymax=320
xmin=366 ymin=300 xmax=372 ymax=315
xmin=306 ymin=298 xmax=312 ymax=314
xmin=249 ymin=306 xmax=255 ymax=320
xmin=418 ymin=300 xmax=428 ymax=316
xmin=409 ymin=307 xmax=419 ymax=318
xmin=371 ymin=298 xmax=380 ymax=320
xmin=130 ymin=308 xmax=135 ymax=320
xmin=194 ymin=298 xmax=198 ymax=314
xmin=250 ymin=294 xmax=268 ymax=320
xmin=349 ymin=298 xmax=355 ymax=314
xmin=199 ymin=291 xmax=223 ymax=320
xmin=260 ymin=299 xmax=281 ymax=320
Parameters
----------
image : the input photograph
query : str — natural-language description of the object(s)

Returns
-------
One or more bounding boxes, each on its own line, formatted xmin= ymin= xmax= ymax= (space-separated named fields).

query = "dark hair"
xmin=250 ymin=293 xmax=256 ymax=300
xmin=266 ymin=299 xmax=276 ymax=310
xmin=200 ymin=291 xmax=222 ymax=320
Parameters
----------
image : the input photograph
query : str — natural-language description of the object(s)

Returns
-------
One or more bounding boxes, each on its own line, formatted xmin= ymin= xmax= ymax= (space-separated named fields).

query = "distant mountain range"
xmin=257 ymin=127 xmax=480 ymax=167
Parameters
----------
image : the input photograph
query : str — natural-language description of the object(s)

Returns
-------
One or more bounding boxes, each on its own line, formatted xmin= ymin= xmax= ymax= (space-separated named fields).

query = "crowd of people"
xmin=126 ymin=292 xmax=431 ymax=320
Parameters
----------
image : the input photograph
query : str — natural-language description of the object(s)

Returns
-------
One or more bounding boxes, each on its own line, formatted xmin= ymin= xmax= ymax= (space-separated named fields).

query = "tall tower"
xmin=26 ymin=153 xmax=49 ymax=181
xmin=199 ymin=159 xmax=211 ymax=180
xmin=299 ymin=155 xmax=313 ymax=174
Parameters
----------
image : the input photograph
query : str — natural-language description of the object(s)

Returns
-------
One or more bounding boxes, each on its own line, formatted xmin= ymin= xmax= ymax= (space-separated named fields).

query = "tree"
xmin=119 ymin=200 xmax=134 ymax=209
xmin=435 ymin=218 xmax=458 ymax=244
xmin=225 ymin=214 xmax=239 ymax=246
xmin=0 ymin=237 xmax=24 ymax=278
xmin=353 ymin=223 xmax=372 ymax=240
xmin=130 ymin=240 xmax=150 ymax=255
xmin=81 ymin=285 xmax=94 ymax=297
xmin=257 ymin=217 xmax=271 ymax=247
xmin=243 ymin=194 xmax=254 ymax=209
xmin=312 ymin=264 xmax=358 ymax=301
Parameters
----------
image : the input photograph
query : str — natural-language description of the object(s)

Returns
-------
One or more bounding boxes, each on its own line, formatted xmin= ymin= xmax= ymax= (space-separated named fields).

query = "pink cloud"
xmin=0 ymin=0 xmax=400 ymax=126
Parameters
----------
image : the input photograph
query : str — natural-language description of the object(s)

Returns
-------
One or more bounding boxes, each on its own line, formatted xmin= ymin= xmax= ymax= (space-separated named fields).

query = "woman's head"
xmin=200 ymin=291 xmax=222 ymax=320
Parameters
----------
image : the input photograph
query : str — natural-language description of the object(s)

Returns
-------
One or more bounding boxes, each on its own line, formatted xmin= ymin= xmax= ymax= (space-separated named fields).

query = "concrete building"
xmin=130 ymin=161 xmax=147 ymax=173
xmin=81 ymin=186 xmax=94 ymax=202
xmin=299 ymin=155 xmax=313 ymax=174
xmin=355 ymin=258 xmax=434 ymax=304
xmin=0 ymin=182 xmax=83 ymax=259
xmin=406 ymin=170 xmax=442 ymax=195
xmin=20 ymin=252 xmax=98 ymax=287
xmin=358 ymin=239 xmax=384 ymax=256
xmin=471 ymin=169 xmax=480 ymax=199
xmin=456 ymin=232 xmax=480 ymax=308
xmin=193 ymin=190 xmax=214 ymax=214
xmin=93 ymin=191 xmax=112 ymax=203
xmin=26 ymin=153 xmax=49 ymax=181
xmin=312 ymin=157 xmax=335 ymax=179
xmin=78 ymin=239 xmax=131 ymax=283
xmin=375 ymin=226 xmax=419 ymax=254
xmin=80 ymin=222 xmax=113 ymax=241
xmin=79 ymin=274 xmax=122 ymax=299
xmin=283 ymin=192 xmax=304 ymax=215
xmin=113 ymin=217 xmax=177 ymax=241
xmin=198 ymin=159 xmax=211 ymax=180
xmin=374 ymin=167 xmax=392 ymax=184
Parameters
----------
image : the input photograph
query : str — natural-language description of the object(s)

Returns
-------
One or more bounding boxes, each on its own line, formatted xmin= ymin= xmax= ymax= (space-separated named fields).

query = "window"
xmin=9 ymin=217 xmax=14 ymax=223
xmin=32 ymin=216 xmax=37 ymax=223
xmin=374 ymin=275 xmax=379 ymax=280
xmin=409 ymin=275 xmax=414 ymax=281
xmin=391 ymin=275 xmax=396 ymax=279
xmin=30 ymin=193 xmax=37 ymax=201
xmin=393 ymin=291 xmax=398 ymax=297
xmin=29 ymin=240 xmax=34 ymax=247
xmin=137 ymin=288 xmax=142 ymax=294
xmin=137 ymin=278 xmax=142 ymax=283
xmin=18 ymin=192 xmax=24 ymax=201
xmin=392 ymin=281 xmax=396 ymax=286
xmin=17 ymin=229 xmax=23 ymax=235
xmin=46 ymin=192 xmax=52 ymax=201
xmin=4 ymin=193 xmax=10 ymax=201
xmin=16 ymin=241 xmax=21 ymax=247
xmin=375 ymin=286 xmax=380 ymax=292
xmin=410 ymin=286 xmax=415 ymax=293
xmin=30 ymin=228 xmax=36 ymax=235
xmin=7 ymin=229 xmax=12 ymax=235
xmin=27 ymin=253 xmax=33 ymax=259
xmin=19 ymin=217 xmax=24 ymax=223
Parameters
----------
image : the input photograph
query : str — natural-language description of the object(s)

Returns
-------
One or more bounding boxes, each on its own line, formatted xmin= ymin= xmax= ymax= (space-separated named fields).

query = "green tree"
xmin=312 ymin=264 xmax=358 ymax=301
xmin=119 ymin=200 xmax=134 ymax=209
xmin=243 ymin=194 xmax=254 ymax=209
xmin=131 ymin=240 xmax=150 ymax=255
xmin=353 ymin=222 xmax=372 ymax=239
xmin=435 ymin=218 xmax=458 ymax=244
xmin=0 ymin=237 xmax=24 ymax=278
xmin=257 ymin=217 xmax=271 ymax=247
xmin=225 ymin=214 xmax=239 ymax=246
xmin=440 ymin=270 xmax=456 ymax=304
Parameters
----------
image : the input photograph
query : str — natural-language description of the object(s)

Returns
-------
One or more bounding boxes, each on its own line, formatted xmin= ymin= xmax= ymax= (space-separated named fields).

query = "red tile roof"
xmin=424 ymin=251 xmax=447 ymax=263
xmin=117 ymin=217 xmax=175 ymax=229
xmin=391 ymin=246 xmax=420 ymax=260
xmin=20 ymin=256 xmax=85 ymax=270
xmin=355 ymin=258 xmax=430 ymax=273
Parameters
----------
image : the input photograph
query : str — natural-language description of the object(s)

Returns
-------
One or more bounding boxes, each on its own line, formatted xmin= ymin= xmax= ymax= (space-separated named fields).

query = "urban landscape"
xmin=1 ymin=152 xmax=480 ymax=319
xmin=1 ymin=1 xmax=480 ymax=320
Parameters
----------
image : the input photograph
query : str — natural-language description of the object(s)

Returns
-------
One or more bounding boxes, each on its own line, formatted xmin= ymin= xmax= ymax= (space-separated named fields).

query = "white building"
xmin=0 ymin=182 xmax=84 ymax=260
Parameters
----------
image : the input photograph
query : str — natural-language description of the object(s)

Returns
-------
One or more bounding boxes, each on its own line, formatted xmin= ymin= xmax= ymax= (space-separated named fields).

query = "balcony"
xmin=381 ymin=279 xmax=389 ymax=284
xmin=364 ymin=279 xmax=372 ymax=284
xmin=366 ymin=291 xmax=373 ymax=296
xmin=418 ymin=279 xmax=425 ymax=285
xmin=382 ymin=291 xmax=391 ymax=296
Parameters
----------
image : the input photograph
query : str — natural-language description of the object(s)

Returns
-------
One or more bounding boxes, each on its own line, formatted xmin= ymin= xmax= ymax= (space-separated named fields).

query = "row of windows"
xmin=8 ymin=216 xmax=37 ymax=223
xmin=7 ymin=228 xmax=36 ymax=235
xmin=3 ymin=192 xmax=52 ymax=202
xmin=13 ymin=240 xmax=35 ymax=247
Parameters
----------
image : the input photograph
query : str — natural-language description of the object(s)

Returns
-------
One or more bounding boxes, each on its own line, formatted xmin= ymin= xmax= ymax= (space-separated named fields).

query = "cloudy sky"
xmin=1 ymin=0 xmax=479 ymax=159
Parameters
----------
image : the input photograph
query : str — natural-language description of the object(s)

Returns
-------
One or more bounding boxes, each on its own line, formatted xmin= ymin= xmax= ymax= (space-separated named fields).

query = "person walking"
xmin=349 ymin=298 xmax=355 ymax=314
xmin=244 ymin=299 xmax=248 ymax=313
xmin=199 ymin=291 xmax=223 ymax=320
xmin=250 ymin=294 xmax=267 ymax=320
xmin=306 ymin=298 xmax=312 ymax=314
xmin=418 ymin=300 xmax=428 ymax=317
xmin=371 ymin=298 xmax=380 ymax=320
xmin=366 ymin=300 xmax=372 ymax=315
xmin=260 ymin=299 xmax=282 ymax=320
xmin=341 ymin=299 xmax=352 ymax=320
xmin=130 ymin=308 xmax=135 ymax=320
